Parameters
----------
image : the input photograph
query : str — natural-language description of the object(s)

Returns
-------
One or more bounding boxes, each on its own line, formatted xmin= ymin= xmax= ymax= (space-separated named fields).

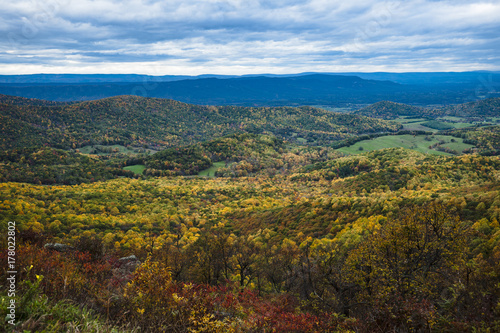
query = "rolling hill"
xmin=352 ymin=101 xmax=428 ymax=119
xmin=0 ymin=147 xmax=133 ymax=184
xmin=352 ymin=97 xmax=500 ymax=119
xmin=441 ymin=97 xmax=500 ymax=117
xmin=0 ymin=94 xmax=402 ymax=151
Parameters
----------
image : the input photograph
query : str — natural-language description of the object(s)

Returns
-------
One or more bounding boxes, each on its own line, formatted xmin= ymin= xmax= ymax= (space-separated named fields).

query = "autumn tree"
xmin=346 ymin=202 xmax=470 ymax=329
xmin=349 ymin=203 xmax=468 ymax=300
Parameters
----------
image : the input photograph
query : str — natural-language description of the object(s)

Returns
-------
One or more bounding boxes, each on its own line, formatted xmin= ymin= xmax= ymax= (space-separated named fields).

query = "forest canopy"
xmin=1 ymin=94 xmax=500 ymax=332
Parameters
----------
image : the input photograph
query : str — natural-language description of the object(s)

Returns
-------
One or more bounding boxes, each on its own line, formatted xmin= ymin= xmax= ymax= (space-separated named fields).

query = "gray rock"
xmin=113 ymin=255 xmax=141 ymax=284
xmin=118 ymin=255 xmax=138 ymax=262
xmin=44 ymin=243 xmax=74 ymax=252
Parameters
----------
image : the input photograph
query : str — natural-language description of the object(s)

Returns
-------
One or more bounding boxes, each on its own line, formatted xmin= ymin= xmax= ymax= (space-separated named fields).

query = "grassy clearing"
xmin=393 ymin=116 xmax=477 ymax=131
xmin=435 ymin=117 xmax=476 ymax=129
xmin=439 ymin=116 xmax=465 ymax=121
xmin=198 ymin=161 xmax=226 ymax=177
xmin=404 ymin=123 xmax=437 ymax=132
xmin=392 ymin=117 xmax=427 ymax=124
xmin=123 ymin=164 xmax=146 ymax=175
xmin=438 ymin=139 xmax=474 ymax=152
xmin=336 ymin=134 xmax=474 ymax=156
xmin=1 ymin=275 xmax=136 ymax=333
xmin=420 ymin=121 xmax=455 ymax=131
xmin=392 ymin=117 xmax=438 ymax=132
xmin=449 ymin=122 xmax=476 ymax=129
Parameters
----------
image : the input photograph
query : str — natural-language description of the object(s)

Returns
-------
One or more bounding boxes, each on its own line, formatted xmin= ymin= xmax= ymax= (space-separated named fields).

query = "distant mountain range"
xmin=1 ymin=71 xmax=498 ymax=85
xmin=0 ymin=72 xmax=498 ymax=106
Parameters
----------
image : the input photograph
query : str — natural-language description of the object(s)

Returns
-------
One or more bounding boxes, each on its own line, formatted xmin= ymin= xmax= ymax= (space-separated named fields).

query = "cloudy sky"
xmin=1 ymin=0 xmax=499 ymax=75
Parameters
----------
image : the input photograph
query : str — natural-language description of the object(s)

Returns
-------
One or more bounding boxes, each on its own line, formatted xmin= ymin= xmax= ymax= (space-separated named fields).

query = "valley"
xmin=1 ymin=92 xmax=500 ymax=332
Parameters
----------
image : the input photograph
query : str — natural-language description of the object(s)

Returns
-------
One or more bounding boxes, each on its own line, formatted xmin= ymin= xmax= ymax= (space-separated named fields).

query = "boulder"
xmin=112 ymin=255 xmax=141 ymax=284
xmin=118 ymin=255 xmax=138 ymax=263
xmin=44 ymin=243 xmax=74 ymax=252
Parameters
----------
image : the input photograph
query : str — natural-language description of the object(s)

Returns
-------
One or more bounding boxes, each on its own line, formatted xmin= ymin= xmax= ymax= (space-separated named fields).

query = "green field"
xmin=123 ymin=164 xmax=146 ymax=175
xmin=420 ymin=120 xmax=455 ymax=131
xmin=438 ymin=116 xmax=465 ymax=122
xmin=198 ymin=161 xmax=226 ymax=177
xmin=448 ymin=122 xmax=476 ymax=129
xmin=394 ymin=116 xmax=476 ymax=131
xmin=336 ymin=134 xmax=474 ymax=155
xmin=435 ymin=117 xmax=476 ymax=129
xmin=392 ymin=117 xmax=437 ymax=132
xmin=393 ymin=117 xmax=427 ymax=124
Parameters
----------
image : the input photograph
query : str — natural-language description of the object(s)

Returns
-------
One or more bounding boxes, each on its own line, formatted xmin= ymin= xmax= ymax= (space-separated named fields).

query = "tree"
xmin=231 ymin=235 xmax=259 ymax=287
xmin=347 ymin=202 xmax=469 ymax=303
xmin=188 ymin=228 xmax=234 ymax=285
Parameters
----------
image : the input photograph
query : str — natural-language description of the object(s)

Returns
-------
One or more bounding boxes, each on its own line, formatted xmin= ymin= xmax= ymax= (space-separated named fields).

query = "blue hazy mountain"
xmin=0 ymin=72 xmax=498 ymax=106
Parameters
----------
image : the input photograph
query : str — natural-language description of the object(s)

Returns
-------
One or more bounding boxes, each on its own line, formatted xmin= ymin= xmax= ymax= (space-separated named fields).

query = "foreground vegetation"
xmin=2 ymin=148 xmax=500 ymax=332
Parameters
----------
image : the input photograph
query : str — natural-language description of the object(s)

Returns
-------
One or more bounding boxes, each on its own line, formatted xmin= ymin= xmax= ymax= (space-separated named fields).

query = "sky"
xmin=0 ymin=0 xmax=499 ymax=75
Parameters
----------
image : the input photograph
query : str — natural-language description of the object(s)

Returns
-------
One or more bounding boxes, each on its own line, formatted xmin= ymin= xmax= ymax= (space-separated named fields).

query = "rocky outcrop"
xmin=112 ymin=255 xmax=141 ymax=285
xmin=44 ymin=243 xmax=74 ymax=252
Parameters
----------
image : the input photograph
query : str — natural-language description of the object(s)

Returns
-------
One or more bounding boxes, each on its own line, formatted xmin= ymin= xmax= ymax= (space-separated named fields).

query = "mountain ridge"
xmin=2 ymin=72 xmax=498 ymax=105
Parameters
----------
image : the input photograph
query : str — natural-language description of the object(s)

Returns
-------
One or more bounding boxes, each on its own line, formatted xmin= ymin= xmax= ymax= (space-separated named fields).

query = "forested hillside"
xmin=143 ymin=133 xmax=342 ymax=177
xmin=0 ymin=147 xmax=134 ymax=184
xmin=442 ymin=97 xmax=500 ymax=117
xmin=353 ymin=100 xmax=429 ymax=119
xmin=1 ymin=92 xmax=500 ymax=332
xmin=353 ymin=97 xmax=500 ymax=119
xmin=2 ymin=146 xmax=500 ymax=332
xmin=446 ymin=125 xmax=500 ymax=155
xmin=0 ymin=94 xmax=402 ymax=151
xmin=0 ymin=94 xmax=69 ymax=106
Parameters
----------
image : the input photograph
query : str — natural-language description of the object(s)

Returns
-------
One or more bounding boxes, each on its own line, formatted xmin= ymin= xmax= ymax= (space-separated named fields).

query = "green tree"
xmin=347 ymin=203 xmax=469 ymax=302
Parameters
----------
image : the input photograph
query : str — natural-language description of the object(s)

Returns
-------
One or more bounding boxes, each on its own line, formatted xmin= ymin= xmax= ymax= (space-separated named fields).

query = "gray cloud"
xmin=0 ymin=0 xmax=499 ymax=74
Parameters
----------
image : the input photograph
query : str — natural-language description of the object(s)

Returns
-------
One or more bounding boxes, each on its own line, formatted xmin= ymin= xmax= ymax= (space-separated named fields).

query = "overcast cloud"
xmin=0 ymin=0 xmax=499 ymax=74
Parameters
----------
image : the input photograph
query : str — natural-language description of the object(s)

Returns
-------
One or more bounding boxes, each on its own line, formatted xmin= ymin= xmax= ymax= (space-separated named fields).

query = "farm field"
xmin=336 ymin=134 xmax=474 ymax=155
xmin=392 ymin=117 xmax=437 ymax=131
xmin=393 ymin=116 xmax=476 ymax=131
xmin=123 ymin=164 xmax=146 ymax=175
xmin=198 ymin=161 xmax=226 ymax=177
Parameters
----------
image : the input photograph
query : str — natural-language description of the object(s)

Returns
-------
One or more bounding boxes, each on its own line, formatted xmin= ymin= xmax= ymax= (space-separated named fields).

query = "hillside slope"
xmin=441 ymin=97 xmax=500 ymax=117
xmin=353 ymin=101 xmax=429 ymax=119
xmin=0 ymin=147 xmax=133 ymax=184
xmin=0 ymin=94 xmax=402 ymax=151
xmin=354 ymin=97 xmax=500 ymax=119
